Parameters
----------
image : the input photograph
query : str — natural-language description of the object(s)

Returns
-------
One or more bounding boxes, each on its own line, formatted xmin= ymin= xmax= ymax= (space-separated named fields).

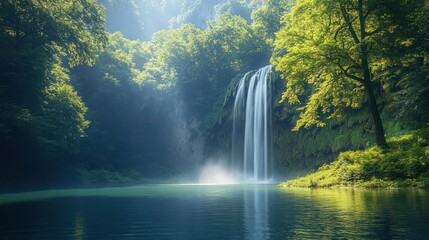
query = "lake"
xmin=0 ymin=184 xmax=428 ymax=239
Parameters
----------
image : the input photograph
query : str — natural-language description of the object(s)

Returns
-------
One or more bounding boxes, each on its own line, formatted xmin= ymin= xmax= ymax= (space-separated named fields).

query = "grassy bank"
xmin=280 ymin=127 xmax=429 ymax=188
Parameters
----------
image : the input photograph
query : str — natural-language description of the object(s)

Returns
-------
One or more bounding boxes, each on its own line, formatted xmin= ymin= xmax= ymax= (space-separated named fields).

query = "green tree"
xmin=41 ymin=81 xmax=90 ymax=155
xmin=375 ymin=0 xmax=429 ymax=128
xmin=0 ymin=0 xmax=107 ymax=183
xmin=251 ymin=0 xmax=296 ymax=45
xmin=205 ymin=13 xmax=269 ymax=81
xmin=273 ymin=0 xmax=425 ymax=147
xmin=0 ymin=0 xmax=107 ymax=66
xmin=142 ymin=25 xmax=204 ymax=91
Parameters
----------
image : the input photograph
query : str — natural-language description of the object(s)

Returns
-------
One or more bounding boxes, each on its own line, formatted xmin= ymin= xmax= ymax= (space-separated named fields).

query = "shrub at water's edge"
xmin=280 ymin=128 xmax=429 ymax=188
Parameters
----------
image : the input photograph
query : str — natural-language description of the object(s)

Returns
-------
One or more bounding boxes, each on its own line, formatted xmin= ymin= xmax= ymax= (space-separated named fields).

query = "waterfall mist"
xmin=198 ymin=162 xmax=236 ymax=184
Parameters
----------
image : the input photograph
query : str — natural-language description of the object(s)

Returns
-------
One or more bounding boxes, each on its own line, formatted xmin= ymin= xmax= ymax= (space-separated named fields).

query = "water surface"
xmin=0 ymin=185 xmax=428 ymax=239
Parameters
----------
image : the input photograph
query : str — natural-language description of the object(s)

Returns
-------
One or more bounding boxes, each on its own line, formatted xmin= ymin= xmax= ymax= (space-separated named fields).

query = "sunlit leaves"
xmin=139 ymin=24 xmax=203 ymax=90
xmin=42 ymin=81 xmax=89 ymax=151
xmin=272 ymin=0 xmax=410 ymax=131
xmin=205 ymin=13 xmax=261 ymax=76
xmin=128 ymin=12 xmax=269 ymax=98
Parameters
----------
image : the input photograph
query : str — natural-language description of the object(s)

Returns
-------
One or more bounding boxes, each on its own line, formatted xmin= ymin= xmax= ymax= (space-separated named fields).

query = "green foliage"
xmin=281 ymin=128 xmax=429 ymax=188
xmin=274 ymin=107 xmax=374 ymax=174
xmin=130 ymin=13 xmax=270 ymax=117
xmin=70 ymin=43 xmax=144 ymax=171
xmin=206 ymin=13 xmax=269 ymax=75
xmin=378 ymin=0 xmax=429 ymax=128
xmin=0 ymin=0 xmax=106 ymax=185
xmin=215 ymin=0 xmax=259 ymax=22
xmin=272 ymin=0 xmax=428 ymax=147
xmin=41 ymin=81 xmax=89 ymax=152
xmin=142 ymin=24 xmax=204 ymax=90
xmin=0 ymin=0 xmax=107 ymax=66
xmin=273 ymin=0 xmax=371 ymax=127
xmin=251 ymin=0 xmax=295 ymax=45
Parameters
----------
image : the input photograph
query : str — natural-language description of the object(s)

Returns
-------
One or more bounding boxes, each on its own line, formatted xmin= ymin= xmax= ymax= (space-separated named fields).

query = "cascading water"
xmin=232 ymin=65 xmax=273 ymax=183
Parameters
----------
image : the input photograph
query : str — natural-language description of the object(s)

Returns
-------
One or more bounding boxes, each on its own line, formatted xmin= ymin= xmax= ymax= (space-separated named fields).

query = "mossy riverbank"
xmin=280 ymin=127 xmax=429 ymax=189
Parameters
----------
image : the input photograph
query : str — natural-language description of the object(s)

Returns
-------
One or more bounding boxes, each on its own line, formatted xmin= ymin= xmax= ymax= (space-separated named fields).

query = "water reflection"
xmin=72 ymin=212 xmax=85 ymax=240
xmin=277 ymin=188 xmax=429 ymax=239
xmin=0 ymin=185 xmax=428 ymax=239
xmin=244 ymin=185 xmax=269 ymax=240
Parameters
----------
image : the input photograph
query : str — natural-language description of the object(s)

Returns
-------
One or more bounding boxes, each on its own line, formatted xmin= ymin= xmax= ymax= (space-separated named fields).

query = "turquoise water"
xmin=0 ymin=184 xmax=428 ymax=239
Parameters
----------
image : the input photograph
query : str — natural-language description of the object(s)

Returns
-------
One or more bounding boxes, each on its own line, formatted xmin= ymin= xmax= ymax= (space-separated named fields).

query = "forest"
xmin=1 ymin=0 xmax=428 ymax=188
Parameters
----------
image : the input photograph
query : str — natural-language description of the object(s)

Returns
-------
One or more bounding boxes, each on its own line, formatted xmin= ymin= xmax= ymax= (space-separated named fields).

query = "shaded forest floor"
xmin=280 ymin=127 xmax=429 ymax=189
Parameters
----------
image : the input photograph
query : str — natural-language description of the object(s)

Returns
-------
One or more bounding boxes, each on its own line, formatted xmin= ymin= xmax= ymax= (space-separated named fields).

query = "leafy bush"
xmin=281 ymin=127 xmax=429 ymax=188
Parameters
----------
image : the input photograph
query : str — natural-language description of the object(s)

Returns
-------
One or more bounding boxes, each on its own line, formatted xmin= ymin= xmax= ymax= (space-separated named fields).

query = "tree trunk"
xmin=358 ymin=0 xmax=388 ymax=148
xmin=361 ymin=52 xmax=388 ymax=148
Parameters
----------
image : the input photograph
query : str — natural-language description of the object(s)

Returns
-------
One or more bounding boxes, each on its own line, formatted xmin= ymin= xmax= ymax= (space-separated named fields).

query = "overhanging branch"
xmin=337 ymin=64 xmax=364 ymax=84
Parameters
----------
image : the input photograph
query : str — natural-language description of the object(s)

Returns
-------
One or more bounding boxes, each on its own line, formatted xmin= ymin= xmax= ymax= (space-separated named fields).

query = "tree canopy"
xmin=0 ymin=0 xmax=107 ymax=66
xmin=273 ymin=0 xmax=428 ymax=147
xmin=0 ymin=0 xmax=107 ymax=184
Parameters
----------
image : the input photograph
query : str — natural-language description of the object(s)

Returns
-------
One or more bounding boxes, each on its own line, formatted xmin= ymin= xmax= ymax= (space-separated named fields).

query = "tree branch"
xmin=334 ymin=24 xmax=347 ymax=40
xmin=337 ymin=64 xmax=364 ymax=83
xmin=358 ymin=0 xmax=366 ymax=40
xmin=364 ymin=1 xmax=386 ymax=20
xmin=340 ymin=5 xmax=360 ymax=44
xmin=366 ymin=27 xmax=383 ymax=37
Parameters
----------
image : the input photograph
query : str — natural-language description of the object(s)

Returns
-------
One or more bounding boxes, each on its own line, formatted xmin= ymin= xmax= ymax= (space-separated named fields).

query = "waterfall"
xmin=232 ymin=65 xmax=273 ymax=183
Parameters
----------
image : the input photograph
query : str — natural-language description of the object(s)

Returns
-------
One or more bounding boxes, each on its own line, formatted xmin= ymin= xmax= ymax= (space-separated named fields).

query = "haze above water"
xmin=0 ymin=185 xmax=428 ymax=239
